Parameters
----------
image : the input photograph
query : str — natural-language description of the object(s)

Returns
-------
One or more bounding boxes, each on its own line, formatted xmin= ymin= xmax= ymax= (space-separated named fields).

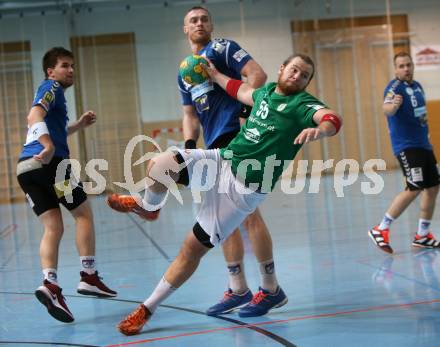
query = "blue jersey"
xmin=178 ymin=39 xmax=252 ymax=148
xmin=384 ymin=79 xmax=431 ymax=155
xmin=20 ymin=80 xmax=70 ymax=159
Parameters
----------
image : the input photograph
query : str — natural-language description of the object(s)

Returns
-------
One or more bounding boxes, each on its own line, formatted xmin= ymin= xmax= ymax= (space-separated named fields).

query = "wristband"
xmin=184 ymin=139 xmax=197 ymax=149
xmin=319 ymin=114 xmax=341 ymax=134
xmin=25 ymin=121 xmax=49 ymax=145
xmin=225 ymin=79 xmax=243 ymax=99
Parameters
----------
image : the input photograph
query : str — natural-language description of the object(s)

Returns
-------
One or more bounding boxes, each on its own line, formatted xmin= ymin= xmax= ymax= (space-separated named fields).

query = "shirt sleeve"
xmin=177 ymin=74 xmax=193 ymax=106
xmin=383 ymin=80 xmax=401 ymax=104
xmin=296 ymin=93 xmax=327 ymax=128
xmin=214 ymin=39 xmax=253 ymax=75
xmin=33 ymin=81 xmax=58 ymax=112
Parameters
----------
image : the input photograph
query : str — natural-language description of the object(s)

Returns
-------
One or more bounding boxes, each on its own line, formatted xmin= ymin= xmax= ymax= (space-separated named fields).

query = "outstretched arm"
xmin=203 ymin=61 xmax=255 ymax=106
xmin=294 ymin=108 xmax=342 ymax=145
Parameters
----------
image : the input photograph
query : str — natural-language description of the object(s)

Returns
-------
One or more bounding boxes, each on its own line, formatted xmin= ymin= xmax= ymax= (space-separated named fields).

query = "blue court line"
xmin=126 ymin=214 xmax=172 ymax=263
xmin=0 ymin=292 xmax=296 ymax=347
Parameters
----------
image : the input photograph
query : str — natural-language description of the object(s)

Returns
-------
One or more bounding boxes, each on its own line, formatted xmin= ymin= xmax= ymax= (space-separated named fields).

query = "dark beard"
xmin=277 ymin=78 xmax=300 ymax=95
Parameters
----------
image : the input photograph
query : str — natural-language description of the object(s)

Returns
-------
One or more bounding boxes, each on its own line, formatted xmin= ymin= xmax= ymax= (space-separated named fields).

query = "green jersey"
xmin=220 ymin=82 xmax=326 ymax=192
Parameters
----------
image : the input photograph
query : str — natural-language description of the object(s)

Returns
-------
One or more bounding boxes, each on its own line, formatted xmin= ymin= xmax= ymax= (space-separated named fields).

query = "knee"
xmin=45 ymin=224 xmax=64 ymax=236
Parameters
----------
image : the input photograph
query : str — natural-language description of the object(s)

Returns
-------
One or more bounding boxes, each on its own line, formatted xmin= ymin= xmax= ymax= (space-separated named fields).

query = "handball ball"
xmin=179 ymin=55 xmax=209 ymax=86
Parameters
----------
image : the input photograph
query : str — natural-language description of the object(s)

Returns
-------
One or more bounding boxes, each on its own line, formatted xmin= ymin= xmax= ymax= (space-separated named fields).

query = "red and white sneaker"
xmin=412 ymin=233 xmax=440 ymax=249
xmin=35 ymin=280 xmax=74 ymax=323
xmin=368 ymin=226 xmax=393 ymax=254
xmin=118 ymin=304 xmax=152 ymax=336
xmin=77 ymin=271 xmax=117 ymax=298
xmin=107 ymin=194 xmax=160 ymax=221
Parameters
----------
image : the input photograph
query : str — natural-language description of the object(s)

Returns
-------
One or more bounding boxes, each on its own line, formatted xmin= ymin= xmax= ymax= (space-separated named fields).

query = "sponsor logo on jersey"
xmin=306 ymin=104 xmax=325 ymax=111
xmin=406 ymin=87 xmax=414 ymax=95
xmin=191 ymin=80 xmax=214 ymax=100
xmin=195 ymin=94 xmax=210 ymax=113
xmin=244 ymin=127 xmax=260 ymax=143
xmin=277 ymin=103 xmax=287 ymax=111
xmin=212 ymin=39 xmax=227 ymax=54
xmin=233 ymin=49 xmax=248 ymax=63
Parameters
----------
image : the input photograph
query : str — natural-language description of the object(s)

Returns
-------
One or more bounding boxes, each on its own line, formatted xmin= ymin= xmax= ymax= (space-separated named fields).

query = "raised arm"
xmin=294 ymin=108 xmax=342 ymax=145
xmin=204 ymin=62 xmax=255 ymax=106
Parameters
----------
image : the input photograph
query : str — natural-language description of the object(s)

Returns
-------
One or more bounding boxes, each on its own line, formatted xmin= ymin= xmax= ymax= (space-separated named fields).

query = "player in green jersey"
xmin=110 ymin=53 xmax=342 ymax=336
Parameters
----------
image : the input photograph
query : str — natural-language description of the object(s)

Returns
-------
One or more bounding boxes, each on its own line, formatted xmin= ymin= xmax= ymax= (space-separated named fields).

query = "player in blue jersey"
xmin=369 ymin=52 xmax=440 ymax=253
xmin=16 ymin=47 xmax=116 ymax=323
xmin=179 ymin=6 xmax=286 ymax=316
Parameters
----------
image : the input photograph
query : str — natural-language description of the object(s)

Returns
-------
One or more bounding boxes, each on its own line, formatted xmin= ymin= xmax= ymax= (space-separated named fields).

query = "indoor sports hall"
xmin=1 ymin=0 xmax=440 ymax=346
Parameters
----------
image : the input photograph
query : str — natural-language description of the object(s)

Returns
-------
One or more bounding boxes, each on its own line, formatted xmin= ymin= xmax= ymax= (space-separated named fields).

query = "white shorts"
xmin=177 ymin=148 xmax=266 ymax=247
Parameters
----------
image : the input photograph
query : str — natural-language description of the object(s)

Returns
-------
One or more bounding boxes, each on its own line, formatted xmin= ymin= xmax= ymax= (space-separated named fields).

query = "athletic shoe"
xmin=368 ymin=226 xmax=393 ymax=254
xmin=118 ymin=304 xmax=152 ymax=336
xmin=107 ymin=193 xmax=160 ymax=221
xmin=35 ymin=280 xmax=74 ymax=323
xmin=412 ymin=233 xmax=440 ymax=249
xmin=206 ymin=288 xmax=253 ymax=316
xmin=77 ymin=271 xmax=117 ymax=297
xmin=238 ymin=286 xmax=288 ymax=318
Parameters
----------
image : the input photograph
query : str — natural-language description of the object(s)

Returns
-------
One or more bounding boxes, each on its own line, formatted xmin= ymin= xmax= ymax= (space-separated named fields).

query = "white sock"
xmin=378 ymin=213 xmax=394 ymax=230
xmin=43 ymin=268 xmax=58 ymax=284
xmin=142 ymin=188 xmax=166 ymax=211
xmin=80 ymin=256 xmax=96 ymax=275
xmin=417 ymin=219 xmax=431 ymax=237
xmin=226 ymin=261 xmax=248 ymax=293
xmin=143 ymin=277 xmax=176 ymax=314
xmin=259 ymin=259 xmax=278 ymax=293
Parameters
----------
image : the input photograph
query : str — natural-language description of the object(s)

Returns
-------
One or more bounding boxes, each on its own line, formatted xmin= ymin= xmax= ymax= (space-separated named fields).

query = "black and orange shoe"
xmin=368 ymin=226 xmax=393 ymax=254
xmin=118 ymin=304 xmax=152 ymax=336
xmin=35 ymin=280 xmax=74 ymax=323
xmin=412 ymin=233 xmax=440 ymax=249
xmin=77 ymin=271 xmax=117 ymax=298
xmin=107 ymin=194 xmax=160 ymax=221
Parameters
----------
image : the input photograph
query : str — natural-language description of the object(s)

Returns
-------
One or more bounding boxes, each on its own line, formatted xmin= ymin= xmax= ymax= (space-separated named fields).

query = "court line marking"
xmin=106 ymin=298 xmax=440 ymax=346
xmin=0 ymin=293 xmax=296 ymax=347
xmin=0 ymin=342 xmax=99 ymax=347
xmin=0 ymin=224 xmax=17 ymax=239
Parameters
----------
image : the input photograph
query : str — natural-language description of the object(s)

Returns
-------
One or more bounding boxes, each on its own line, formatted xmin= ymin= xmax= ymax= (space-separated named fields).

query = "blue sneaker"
xmin=239 ymin=286 xmax=288 ymax=317
xmin=206 ymin=288 xmax=253 ymax=316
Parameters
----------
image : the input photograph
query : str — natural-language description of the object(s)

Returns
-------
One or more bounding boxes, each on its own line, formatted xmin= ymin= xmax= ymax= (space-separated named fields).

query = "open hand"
xmin=294 ymin=128 xmax=323 ymax=145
